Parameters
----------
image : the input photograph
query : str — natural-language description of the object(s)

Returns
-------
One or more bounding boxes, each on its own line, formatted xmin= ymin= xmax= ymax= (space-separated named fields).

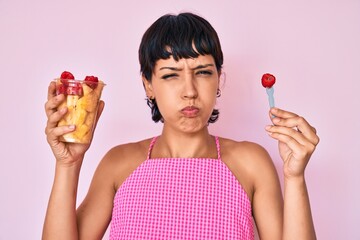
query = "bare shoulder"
xmin=98 ymin=138 xmax=153 ymax=191
xmin=104 ymin=138 xmax=152 ymax=162
xmin=219 ymin=137 xmax=273 ymax=168
xmin=218 ymin=137 xmax=279 ymax=202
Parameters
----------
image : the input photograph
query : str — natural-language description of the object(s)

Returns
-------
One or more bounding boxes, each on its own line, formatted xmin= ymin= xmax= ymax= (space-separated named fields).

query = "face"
xmin=143 ymin=54 xmax=219 ymax=133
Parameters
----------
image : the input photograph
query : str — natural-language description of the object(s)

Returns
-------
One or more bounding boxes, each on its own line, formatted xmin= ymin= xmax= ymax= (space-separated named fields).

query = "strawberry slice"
xmin=60 ymin=71 xmax=75 ymax=85
xmin=261 ymin=73 xmax=276 ymax=88
xmin=56 ymin=84 xmax=67 ymax=95
xmin=61 ymin=71 xmax=75 ymax=80
xmin=66 ymin=81 xmax=83 ymax=96
xmin=84 ymin=75 xmax=99 ymax=89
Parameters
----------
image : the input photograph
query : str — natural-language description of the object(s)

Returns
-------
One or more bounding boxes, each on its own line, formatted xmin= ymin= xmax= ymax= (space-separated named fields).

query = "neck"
xmin=153 ymin=127 xmax=217 ymax=159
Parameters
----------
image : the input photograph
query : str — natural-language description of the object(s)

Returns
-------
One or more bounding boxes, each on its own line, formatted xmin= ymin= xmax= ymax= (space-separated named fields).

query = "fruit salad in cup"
xmin=54 ymin=71 xmax=105 ymax=144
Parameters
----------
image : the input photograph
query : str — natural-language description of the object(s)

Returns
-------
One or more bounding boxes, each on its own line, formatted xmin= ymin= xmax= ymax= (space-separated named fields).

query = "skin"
xmin=43 ymin=54 xmax=319 ymax=240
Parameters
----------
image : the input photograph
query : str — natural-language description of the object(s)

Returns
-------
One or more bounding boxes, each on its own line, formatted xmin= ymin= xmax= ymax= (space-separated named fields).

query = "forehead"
xmin=154 ymin=54 xmax=216 ymax=70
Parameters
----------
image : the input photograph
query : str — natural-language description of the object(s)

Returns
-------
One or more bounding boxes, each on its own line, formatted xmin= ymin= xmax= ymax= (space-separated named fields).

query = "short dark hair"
xmin=139 ymin=12 xmax=223 ymax=123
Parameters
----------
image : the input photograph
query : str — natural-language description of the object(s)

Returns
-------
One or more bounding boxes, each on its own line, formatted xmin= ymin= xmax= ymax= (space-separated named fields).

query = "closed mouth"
xmin=181 ymin=106 xmax=200 ymax=117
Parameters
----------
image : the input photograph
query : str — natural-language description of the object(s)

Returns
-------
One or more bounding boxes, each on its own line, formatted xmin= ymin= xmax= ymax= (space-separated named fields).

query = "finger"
xmin=48 ymin=81 xmax=57 ymax=100
xmin=266 ymin=124 xmax=310 ymax=147
xmin=45 ymin=94 xmax=66 ymax=118
xmin=266 ymin=126 xmax=316 ymax=159
xmin=269 ymin=107 xmax=298 ymax=119
xmin=46 ymin=106 xmax=69 ymax=130
xmin=46 ymin=124 xmax=75 ymax=144
xmin=266 ymin=124 xmax=317 ymax=160
xmin=93 ymin=100 xmax=105 ymax=130
xmin=267 ymin=131 xmax=314 ymax=162
xmin=97 ymin=100 xmax=105 ymax=120
xmin=269 ymin=108 xmax=319 ymax=146
xmin=85 ymin=100 xmax=105 ymax=143
xmin=271 ymin=116 xmax=319 ymax=146
xmin=45 ymin=107 xmax=75 ymax=139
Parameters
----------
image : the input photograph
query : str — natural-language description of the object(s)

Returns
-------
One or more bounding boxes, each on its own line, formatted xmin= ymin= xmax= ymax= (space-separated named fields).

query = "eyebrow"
xmin=159 ymin=64 xmax=214 ymax=71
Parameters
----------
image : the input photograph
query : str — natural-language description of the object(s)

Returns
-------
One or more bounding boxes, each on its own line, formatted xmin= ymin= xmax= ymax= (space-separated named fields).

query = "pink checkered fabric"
xmin=109 ymin=136 xmax=254 ymax=239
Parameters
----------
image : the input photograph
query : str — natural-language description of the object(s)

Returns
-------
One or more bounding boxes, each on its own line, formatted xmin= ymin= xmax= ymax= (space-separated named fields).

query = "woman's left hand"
xmin=265 ymin=108 xmax=320 ymax=179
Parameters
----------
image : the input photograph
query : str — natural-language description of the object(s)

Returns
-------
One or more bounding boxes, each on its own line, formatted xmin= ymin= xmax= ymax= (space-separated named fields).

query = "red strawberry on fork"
xmin=261 ymin=73 xmax=276 ymax=110
xmin=261 ymin=73 xmax=276 ymax=88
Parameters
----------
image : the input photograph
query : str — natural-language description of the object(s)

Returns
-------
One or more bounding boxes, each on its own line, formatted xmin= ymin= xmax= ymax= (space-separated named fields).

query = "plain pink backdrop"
xmin=1 ymin=0 xmax=359 ymax=239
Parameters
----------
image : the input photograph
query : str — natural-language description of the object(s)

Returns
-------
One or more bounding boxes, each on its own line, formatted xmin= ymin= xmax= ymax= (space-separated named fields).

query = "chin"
xmin=179 ymin=118 xmax=208 ymax=133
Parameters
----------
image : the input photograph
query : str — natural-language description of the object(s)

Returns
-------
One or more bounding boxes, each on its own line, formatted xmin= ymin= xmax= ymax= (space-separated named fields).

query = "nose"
xmin=182 ymin=75 xmax=198 ymax=99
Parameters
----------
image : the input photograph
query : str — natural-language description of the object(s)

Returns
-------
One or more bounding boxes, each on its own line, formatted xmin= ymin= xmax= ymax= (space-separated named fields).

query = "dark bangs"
xmin=139 ymin=12 xmax=223 ymax=81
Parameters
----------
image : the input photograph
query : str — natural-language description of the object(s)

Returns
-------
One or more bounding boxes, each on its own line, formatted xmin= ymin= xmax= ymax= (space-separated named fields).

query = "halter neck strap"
xmin=146 ymin=136 xmax=158 ymax=160
xmin=215 ymin=136 xmax=221 ymax=160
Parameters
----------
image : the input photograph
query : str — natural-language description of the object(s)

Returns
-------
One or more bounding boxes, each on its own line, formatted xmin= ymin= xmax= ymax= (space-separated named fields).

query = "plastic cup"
xmin=54 ymin=78 xmax=105 ymax=144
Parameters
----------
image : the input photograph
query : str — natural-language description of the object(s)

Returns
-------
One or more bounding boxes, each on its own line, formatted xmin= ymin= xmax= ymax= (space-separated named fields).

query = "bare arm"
xmin=42 ymin=82 xmax=106 ymax=239
xmin=76 ymin=149 xmax=119 ymax=239
xmin=246 ymin=143 xmax=284 ymax=240
xmin=223 ymin=140 xmax=283 ymax=239
xmin=43 ymin=162 xmax=83 ymax=240
xmin=283 ymin=177 xmax=315 ymax=239
xmin=266 ymin=107 xmax=319 ymax=240
xmin=43 ymin=154 xmax=115 ymax=240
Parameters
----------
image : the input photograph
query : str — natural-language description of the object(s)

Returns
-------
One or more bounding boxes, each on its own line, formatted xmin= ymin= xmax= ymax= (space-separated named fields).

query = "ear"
xmin=142 ymin=75 xmax=154 ymax=98
xmin=219 ymin=71 xmax=226 ymax=89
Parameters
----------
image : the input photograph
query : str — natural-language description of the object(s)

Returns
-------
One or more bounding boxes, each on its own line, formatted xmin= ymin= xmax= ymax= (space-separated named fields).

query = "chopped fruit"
xmin=56 ymin=84 xmax=67 ymax=95
xmin=261 ymin=73 xmax=276 ymax=88
xmin=82 ymin=84 xmax=94 ymax=95
xmin=55 ymin=71 xmax=105 ymax=144
xmin=73 ymin=108 xmax=87 ymax=126
xmin=75 ymin=124 xmax=91 ymax=140
xmin=84 ymin=75 xmax=99 ymax=89
xmin=66 ymin=81 xmax=83 ymax=96
xmin=60 ymin=71 xmax=75 ymax=79
xmin=60 ymin=71 xmax=75 ymax=85
xmin=77 ymin=92 xmax=97 ymax=112
xmin=66 ymin=95 xmax=80 ymax=110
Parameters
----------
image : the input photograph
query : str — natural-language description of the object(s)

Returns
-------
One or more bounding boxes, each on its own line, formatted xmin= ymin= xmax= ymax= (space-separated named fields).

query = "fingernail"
xmin=68 ymin=125 xmax=75 ymax=130
xmin=272 ymin=118 xmax=280 ymax=123
xmin=265 ymin=125 xmax=272 ymax=130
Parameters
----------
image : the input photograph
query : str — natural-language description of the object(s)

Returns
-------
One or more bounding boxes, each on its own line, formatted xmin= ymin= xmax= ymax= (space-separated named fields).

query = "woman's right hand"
xmin=44 ymin=81 xmax=104 ymax=167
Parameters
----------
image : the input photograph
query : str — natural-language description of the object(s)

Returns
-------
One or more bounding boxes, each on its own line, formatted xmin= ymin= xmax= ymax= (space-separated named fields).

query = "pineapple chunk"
xmin=82 ymin=84 xmax=93 ymax=95
xmin=75 ymin=124 xmax=91 ymax=141
xmin=73 ymin=108 xmax=87 ymax=126
xmin=77 ymin=93 xmax=98 ymax=112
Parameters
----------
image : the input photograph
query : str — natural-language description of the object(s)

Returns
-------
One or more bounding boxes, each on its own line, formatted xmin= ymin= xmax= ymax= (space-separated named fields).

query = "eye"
xmin=196 ymin=70 xmax=213 ymax=76
xmin=161 ymin=73 xmax=178 ymax=80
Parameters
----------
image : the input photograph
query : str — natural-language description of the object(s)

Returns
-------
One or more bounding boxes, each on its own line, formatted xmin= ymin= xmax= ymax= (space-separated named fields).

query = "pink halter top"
xmin=109 ymin=136 xmax=254 ymax=239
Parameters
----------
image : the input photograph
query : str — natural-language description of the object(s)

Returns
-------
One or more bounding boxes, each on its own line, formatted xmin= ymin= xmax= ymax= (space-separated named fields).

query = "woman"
xmin=43 ymin=12 xmax=319 ymax=239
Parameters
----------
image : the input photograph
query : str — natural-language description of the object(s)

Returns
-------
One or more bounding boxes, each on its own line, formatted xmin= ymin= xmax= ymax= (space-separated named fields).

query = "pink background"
xmin=1 ymin=0 xmax=359 ymax=239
